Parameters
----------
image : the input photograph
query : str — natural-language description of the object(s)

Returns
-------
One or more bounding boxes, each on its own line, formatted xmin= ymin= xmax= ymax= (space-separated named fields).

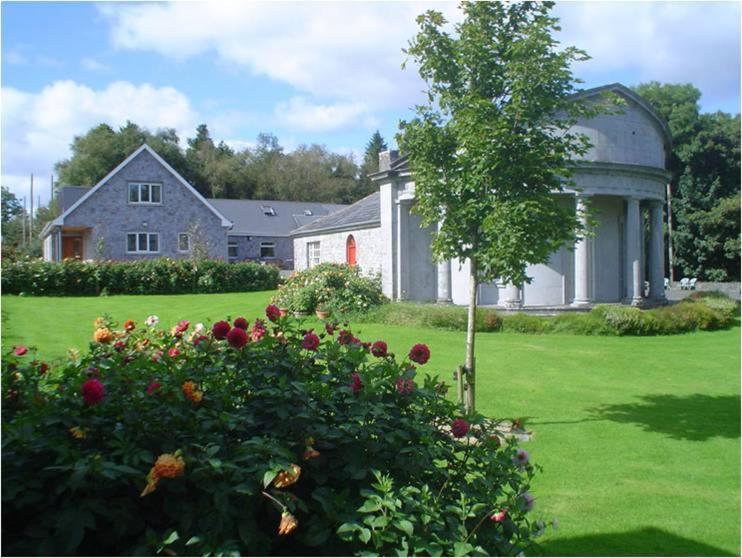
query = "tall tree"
xmin=1 ymin=186 xmax=23 ymax=223
xmin=357 ymin=131 xmax=388 ymax=197
xmin=400 ymin=1 xmax=599 ymax=413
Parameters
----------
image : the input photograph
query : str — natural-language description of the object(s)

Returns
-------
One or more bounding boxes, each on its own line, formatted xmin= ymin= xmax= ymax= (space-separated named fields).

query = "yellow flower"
xmin=141 ymin=450 xmax=186 ymax=497
xmin=93 ymin=328 xmax=114 ymax=344
xmin=273 ymin=464 xmax=301 ymax=488
xmin=182 ymin=381 xmax=204 ymax=404
xmin=69 ymin=426 xmax=86 ymax=439
xmin=278 ymin=512 xmax=298 ymax=535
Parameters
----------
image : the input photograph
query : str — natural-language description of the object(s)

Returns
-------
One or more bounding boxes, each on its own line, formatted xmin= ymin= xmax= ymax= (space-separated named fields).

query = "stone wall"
xmin=293 ymin=226 xmax=382 ymax=277
xmin=228 ymin=235 xmax=293 ymax=268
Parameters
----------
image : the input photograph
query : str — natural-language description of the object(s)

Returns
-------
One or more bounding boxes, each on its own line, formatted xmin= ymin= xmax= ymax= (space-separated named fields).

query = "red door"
xmin=346 ymin=235 xmax=356 ymax=267
xmin=62 ymin=236 xmax=83 ymax=260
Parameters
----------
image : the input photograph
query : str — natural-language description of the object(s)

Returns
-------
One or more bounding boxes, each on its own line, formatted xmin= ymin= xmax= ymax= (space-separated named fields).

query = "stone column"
xmin=648 ymin=200 xmax=666 ymax=301
xmin=396 ymin=199 xmax=411 ymax=300
xmin=572 ymin=194 xmax=592 ymax=306
xmin=503 ymin=283 xmax=522 ymax=309
xmin=436 ymin=222 xmax=452 ymax=303
xmin=625 ymin=197 xmax=643 ymax=305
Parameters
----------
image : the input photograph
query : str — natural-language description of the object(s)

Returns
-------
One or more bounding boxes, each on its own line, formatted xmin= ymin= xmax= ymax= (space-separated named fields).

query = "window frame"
xmin=177 ymin=233 xmax=191 ymax=253
xmin=228 ymin=240 xmax=239 ymax=262
xmin=128 ymin=182 xmax=163 ymax=205
xmin=306 ymin=241 xmax=320 ymax=269
xmin=126 ymin=232 xmax=160 ymax=254
xmin=260 ymin=241 xmax=276 ymax=259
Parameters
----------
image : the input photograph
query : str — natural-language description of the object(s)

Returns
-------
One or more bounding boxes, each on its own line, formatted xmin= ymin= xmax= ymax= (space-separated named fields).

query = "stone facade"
xmin=228 ymin=235 xmax=294 ymax=267
xmin=293 ymin=226 xmax=383 ymax=278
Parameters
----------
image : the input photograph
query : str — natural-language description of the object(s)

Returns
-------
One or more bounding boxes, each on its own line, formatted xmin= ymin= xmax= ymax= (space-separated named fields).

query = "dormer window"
xmin=128 ymin=183 xmax=162 ymax=205
xmin=261 ymin=205 xmax=276 ymax=216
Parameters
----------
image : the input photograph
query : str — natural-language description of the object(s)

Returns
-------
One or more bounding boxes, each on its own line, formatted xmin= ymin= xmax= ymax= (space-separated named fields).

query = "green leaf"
xmin=162 ymin=530 xmax=180 ymax=545
xmin=453 ymin=541 xmax=474 ymax=556
xmin=185 ymin=536 xmax=201 ymax=546
xmin=358 ymin=527 xmax=372 ymax=544
xmin=262 ymin=470 xmax=278 ymax=488
xmin=395 ymin=519 xmax=414 ymax=537
xmin=357 ymin=499 xmax=382 ymax=513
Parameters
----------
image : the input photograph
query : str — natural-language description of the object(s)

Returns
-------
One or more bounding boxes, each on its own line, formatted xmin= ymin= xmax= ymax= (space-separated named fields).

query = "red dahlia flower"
xmin=81 ymin=378 xmax=105 ymax=405
xmin=227 ymin=326 xmax=248 ymax=348
xmin=451 ymin=418 xmax=470 ymax=438
xmin=350 ymin=372 xmax=363 ymax=394
xmin=265 ymin=304 xmax=281 ymax=322
xmin=13 ymin=346 xmax=28 ymax=357
xmin=395 ymin=378 xmax=415 ymax=395
xmin=233 ymin=317 xmax=249 ymax=330
xmin=251 ymin=319 xmax=267 ymax=342
xmin=175 ymin=320 xmax=190 ymax=333
xmin=371 ymin=341 xmax=387 ymax=358
xmin=146 ymin=380 xmax=161 ymax=395
xmin=337 ymin=330 xmax=353 ymax=345
xmin=325 ymin=323 xmax=335 ymax=335
xmin=408 ymin=343 xmax=430 ymax=365
xmin=212 ymin=321 xmax=231 ymax=340
xmin=114 ymin=340 xmax=126 ymax=352
xmin=168 ymin=347 xmax=181 ymax=358
xmin=302 ymin=332 xmax=320 ymax=351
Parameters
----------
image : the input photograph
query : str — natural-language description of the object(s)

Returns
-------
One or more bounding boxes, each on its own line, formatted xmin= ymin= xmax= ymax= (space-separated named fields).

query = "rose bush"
xmin=2 ymin=311 xmax=543 ymax=556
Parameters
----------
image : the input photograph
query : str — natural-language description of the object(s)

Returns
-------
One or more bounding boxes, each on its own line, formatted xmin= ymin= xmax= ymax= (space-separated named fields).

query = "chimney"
xmin=378 ymin=150 xmax=399 ymax=172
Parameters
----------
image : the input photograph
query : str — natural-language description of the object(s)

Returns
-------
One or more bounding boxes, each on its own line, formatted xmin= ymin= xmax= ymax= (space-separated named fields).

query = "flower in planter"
xmin=13 ymin=346 xmax=28 ymax=357
xmin=227 ymin=327 xmax=248 ymax=349
xmin=409 ymin=343 xmax=430 ymax=365
xmin=302 ymin=332 xmax=320 ymax=351
xmin=212 ymin=320 xmax=231 ymax=340
xmin=124 ymin=319 xmax=136 ymax=331
xmin=273 ymin=464 xmax=301 ymax=488
xmin=93 ymin=328 xmax=113 ymax=344
xmin=371 ymin=341 xmax=388 ymax=357
xmin=233 ymin=317 xmax=249 ymax=330
xmin=81 ymin=378 xmax=105 ymax=405
xmin=266 ymin=304 xmax=281 ymax=322
xmin=145 ymin=315 xmax=159 ymax=327
xmin=141 ymin=450 xmax=186 ymax=497
xmin=451 ymin=418 xmax=470 ymax=438
xmin=278 ymin=511 xmax=298 ymax=536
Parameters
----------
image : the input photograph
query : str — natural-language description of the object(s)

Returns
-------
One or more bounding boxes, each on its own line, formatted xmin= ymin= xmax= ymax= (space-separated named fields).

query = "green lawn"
xmin=2 ymin=293 xmax=740 ymax=556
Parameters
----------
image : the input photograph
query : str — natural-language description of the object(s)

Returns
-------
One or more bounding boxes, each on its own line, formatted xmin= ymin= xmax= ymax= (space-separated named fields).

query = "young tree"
xmin=399 ymin=1 xmax=600 ymax=413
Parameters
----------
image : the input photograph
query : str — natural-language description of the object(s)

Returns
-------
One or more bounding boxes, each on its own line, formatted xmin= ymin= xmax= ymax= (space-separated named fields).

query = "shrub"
xmin=272 ymin=263 xmax=386 ymax=316
xmin=2 ymin=313 xmax=542 ymax=556
xmin=500 ymin=313 xmax=549 ymax=334
xmin=1 ymin=258 xmax=279 ymax=296
xmin=590 ymin=305 xmax=659 ymax=336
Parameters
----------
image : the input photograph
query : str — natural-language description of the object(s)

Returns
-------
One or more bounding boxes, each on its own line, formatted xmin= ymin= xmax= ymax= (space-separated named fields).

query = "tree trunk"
xmin=464 ymin=259 xmax=478 ymax=414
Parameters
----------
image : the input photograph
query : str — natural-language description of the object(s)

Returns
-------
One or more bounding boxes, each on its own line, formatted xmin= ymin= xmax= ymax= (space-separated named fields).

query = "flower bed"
xmin=2 ymin=308 xmax=544 ymax=556
xmin=1 ymin=258 xmax=279 ymax=296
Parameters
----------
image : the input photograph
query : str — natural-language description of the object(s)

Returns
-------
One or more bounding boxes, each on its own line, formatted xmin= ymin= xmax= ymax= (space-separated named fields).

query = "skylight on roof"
xmin=304 ymin=209 xmax=313 ymax=216
xmin=261 ymin=206 xmax=276 ymax=216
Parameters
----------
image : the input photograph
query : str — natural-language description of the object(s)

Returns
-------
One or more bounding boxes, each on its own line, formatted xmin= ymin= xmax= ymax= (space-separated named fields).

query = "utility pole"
xmin=666 ymin=182 xmax=674 ymax=284
xmin=21 ymin=197 xmax=26 ymax=246
xmin=50 ymin=175 xmax=54 ymax=204
xmin=29 ymin=173 xmax=34 ymax=241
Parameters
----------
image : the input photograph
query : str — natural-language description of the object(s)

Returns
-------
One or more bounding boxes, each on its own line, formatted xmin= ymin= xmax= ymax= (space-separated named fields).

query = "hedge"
xmin=1 ymin=258 xmax=280 ymax=296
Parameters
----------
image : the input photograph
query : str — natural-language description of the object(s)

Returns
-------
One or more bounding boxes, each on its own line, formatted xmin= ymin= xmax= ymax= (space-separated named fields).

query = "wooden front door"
xmin=62 ymin=236 xmax=83 ymax=260
xmin=346 ymin=235 xmax=356 ymax=266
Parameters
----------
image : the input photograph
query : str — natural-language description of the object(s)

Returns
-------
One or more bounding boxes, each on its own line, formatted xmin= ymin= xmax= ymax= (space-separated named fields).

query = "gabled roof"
xmin=57 ymin=186 xmax=91 ymax=213
xmin=292 ymin=192 xmax=380 ymax=236
xmin=209 ymin=199 xmax=347 ymax=237
xmin=44 ymin=144 xmax=232 ymax=236
xmin=570 ymin=82 xmax=673 ymax=147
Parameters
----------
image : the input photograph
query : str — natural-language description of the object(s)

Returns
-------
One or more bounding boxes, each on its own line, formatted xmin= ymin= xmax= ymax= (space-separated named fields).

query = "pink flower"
xmin=227 ymin=327 xmax=248 ymax=348
xmin=251 ymin=319 xmax=267 ymax=342
xmin=151 ymin=350 xmax=164 ymax=363
xmin=513 ymin=448 xmax=530 ymax=466
xmin=371 ymin=341 xmax=388 ymax=358
xmin=451 ymin=418 xmax=470 ymax=438
xmin=168 ymin=347 xmax=181 ymax=359
xmin=146 ymin=380 xmax=161 ymax=395
xmin=409 ymin=344 xmax=430 ymax=365
xmin=395 ymin=378 xmax=415 ymax=395
xmin=490 ymin=509 xmax=508 ymax=523
xmin=13 ymin=346 xmax=28 ymax=357
xmin=233 ymin=317 xmax=249 ymax=330
xmin=175 ymin=320 xmax=190 ymax=334
xmin=81 ymin=378 xmax=105 ymax=405
xmin=212 ymin=320 xmax=231 ymax=340
xmin=302 ymin=332 xmax=320 ymax=351
xmin=266 ymin=304 xmax=281 ymax=323
xmin=350 ymin=372 xmax=363 ymax=394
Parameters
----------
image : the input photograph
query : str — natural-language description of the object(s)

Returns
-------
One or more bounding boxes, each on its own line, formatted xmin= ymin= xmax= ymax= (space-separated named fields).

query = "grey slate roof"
xmin=292 ymin=192 xmax=380 ymax=236
xmin=58 ymin=186 xmax=91 ymax=214
xmin=208 ymin=198 xmax=347 ymax=237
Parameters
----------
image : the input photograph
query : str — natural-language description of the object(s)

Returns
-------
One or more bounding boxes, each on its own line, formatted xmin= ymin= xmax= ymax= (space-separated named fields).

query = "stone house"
xmin=41 ymin=144 xmax=345 ymax=267
xmin=291 ymin=83 xmax=672 ymax=308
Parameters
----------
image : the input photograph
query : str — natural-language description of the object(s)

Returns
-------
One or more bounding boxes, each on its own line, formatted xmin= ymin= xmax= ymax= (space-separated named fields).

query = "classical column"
xmin=503 ymin=283 xmax=522 ymax=309
xmin=625 ymin=197 xmax=643 ymax=305
xmin=572 ymin=194 xmax=592 ymax=306
xmin=396 ymin=199 xmax=411 ymax=300
xmin=648 ymin=200 xmax=666 ymax=301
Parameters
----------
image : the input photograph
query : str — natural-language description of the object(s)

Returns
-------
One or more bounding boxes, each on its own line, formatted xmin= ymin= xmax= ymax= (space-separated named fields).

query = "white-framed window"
xmin=128 ymin=182 xmax=162 ymax=205
xmin=307 ymin=241 xmax=320 ymax=268
xmin=177 ymin=233 xmax=191 ymax=252
xmin=228 ymin=240 xmax=238 ymax=261
xmin=127 ymin=232 xmax=159 ymax=254
xmin=260 ymin=242 xmax=276 ymax=259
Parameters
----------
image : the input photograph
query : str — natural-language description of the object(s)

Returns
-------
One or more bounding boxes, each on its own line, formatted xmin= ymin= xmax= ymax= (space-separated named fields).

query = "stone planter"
xmin=315 ymin=310 xmax=331 ymax=320
xmin=292 ymin=311 xmax=309 ymax=318
xmin=279 ymin=307 xmax=289 ymax=317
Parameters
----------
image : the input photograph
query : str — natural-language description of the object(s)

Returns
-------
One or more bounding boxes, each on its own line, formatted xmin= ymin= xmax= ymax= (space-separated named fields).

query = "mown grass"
xmin=2 ymin=292 xmax=739 ymax=556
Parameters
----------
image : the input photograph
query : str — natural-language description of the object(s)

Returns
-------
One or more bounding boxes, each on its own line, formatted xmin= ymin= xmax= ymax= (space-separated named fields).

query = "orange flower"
xmin=124 ymin=320 xmax=135 ymax=331
xmin=93 ymin=328 xmax=114 ymax=344
xmin=141 ymin=451 xmax=185 ymax=497
xmin=273 ymin=464 xmax=301 ymax=488
xmin=182 ymin=381 xmax=204 ymax=404
xmin=69 ymin=426 xmax=86 ymax=439
xmin=278 ymin=512 xmax=298 ymax=535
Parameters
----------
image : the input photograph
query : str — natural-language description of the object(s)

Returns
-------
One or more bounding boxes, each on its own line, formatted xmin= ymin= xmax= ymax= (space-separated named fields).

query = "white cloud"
xmin=81 ymin=57 xmax=110 ymax=72
xmin=1 ymin=80 xmax=198 ymax=202
xmin=274 ymin=97 xmax=376 ymax=132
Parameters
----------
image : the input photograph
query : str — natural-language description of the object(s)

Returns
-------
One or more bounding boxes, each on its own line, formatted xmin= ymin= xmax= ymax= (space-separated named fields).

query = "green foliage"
xmin=362 ymin=303 xmax=503 ymax=333
xmin=2 ymin=186 xmax=23 ymax=223
xmin=2 ymin=313 xmax=539 ymax=556
xmin=357 ymin=131 xmax=388 ymax=197
xmin=1 ymin=258 xmax=279 ymax=296
xmin=272 ymin=263 xmax=386 ymax=315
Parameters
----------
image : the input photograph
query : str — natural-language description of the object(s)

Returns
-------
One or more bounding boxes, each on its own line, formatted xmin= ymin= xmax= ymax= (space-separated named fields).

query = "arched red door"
xmin=346 ymin=235 xmax=356 ymax=267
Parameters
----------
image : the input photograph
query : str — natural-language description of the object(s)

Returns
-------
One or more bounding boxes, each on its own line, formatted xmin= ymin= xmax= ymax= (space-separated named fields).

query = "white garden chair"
xmin=664 ymin=278 xmax=670 ymax=289
xmin=680 ymin=277 xmax=690 ymax=290
xmin=689 ymin=278 xmax=697 ymax=290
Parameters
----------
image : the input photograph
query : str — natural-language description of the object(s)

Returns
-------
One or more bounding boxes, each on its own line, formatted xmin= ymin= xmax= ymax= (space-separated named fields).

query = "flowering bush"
xmin=272 ymin=263 xmax=386 ymax=315
xmin=1 ymin=257 xmax=279 ymax=296
xmin=2 ymin=311 xmax=542 ymax=556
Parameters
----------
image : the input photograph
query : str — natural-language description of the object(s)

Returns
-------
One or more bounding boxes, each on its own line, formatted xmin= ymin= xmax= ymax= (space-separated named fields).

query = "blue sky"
xmin=2 ymin=1 xmax=740 ymax=206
